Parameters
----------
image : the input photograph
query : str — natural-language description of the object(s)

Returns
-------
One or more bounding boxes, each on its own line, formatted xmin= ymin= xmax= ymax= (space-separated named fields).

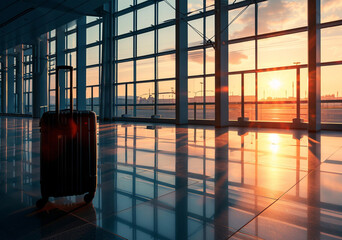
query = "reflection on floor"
xmin=1 ymin=117 xmax=342 ymax=239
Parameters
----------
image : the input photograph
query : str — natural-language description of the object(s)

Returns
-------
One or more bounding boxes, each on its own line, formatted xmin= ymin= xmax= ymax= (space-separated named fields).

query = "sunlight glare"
xmin=269 ymin=133 xmax=280 ymax=153
xmin=269 ymin=79 xmax=281 ymax=90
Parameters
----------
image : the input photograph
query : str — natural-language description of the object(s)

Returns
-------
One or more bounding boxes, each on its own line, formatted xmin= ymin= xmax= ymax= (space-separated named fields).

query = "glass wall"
xmin=1 ymin=0 xmax=342 ymax=128
xmin=23 ymin=45 xmax=33 ymax=114
xmin=114 ymin=0 xmax=176 ymax=119
xmin=86 ymin=16 xmax=102 ymax=115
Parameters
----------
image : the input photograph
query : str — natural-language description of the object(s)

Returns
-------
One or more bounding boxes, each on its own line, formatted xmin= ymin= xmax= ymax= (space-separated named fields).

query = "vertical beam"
xmin=176 ymin=0 xmax=188 ymax=124
xmin=7 ymin=48 xmax=15 ymax=114
xmin=100 ymin=2 xmax=114 ymax=120
xmin=215 ymin=0 xmax=229 ymax=127
xmin=32 ymin=34 xmax=48 ymax=118
xmin=308 ymin=0 xmax=321 ymax=131
xmin=0 ymin=53 xmax=7 ymax=113
xmin=56 ymin=26 xmax=66 ymax=110
xmin=77 ymin=17 xmax=87 ymax=111
xmin=16 ymin=45 xmax=24 ymax=114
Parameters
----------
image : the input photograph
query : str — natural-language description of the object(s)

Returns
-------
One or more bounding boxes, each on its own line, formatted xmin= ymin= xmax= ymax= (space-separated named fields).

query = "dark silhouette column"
xmin=308 ymin=0 xmax=321 ymax=131
xmin=215 ymin=0 xmax=229 ymax=127
xmin=176 ymin=0 xmax=188 ymax=124
xmin=100 ymin=2 xmax=114 ymax=120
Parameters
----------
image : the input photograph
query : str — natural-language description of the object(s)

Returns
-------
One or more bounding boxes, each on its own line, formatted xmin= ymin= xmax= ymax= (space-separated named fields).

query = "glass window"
xmin=158 ymin=0 xmax=175 ymax=24
xmin=117 ymin=61 xmax=134 ymax=83
xmin=258 ymin=0 xmax=307 ymax=34
xmin=229 ymin=5 xmax=255 ymax=40
xmin=188 ymin=50 xmax=203 ymax=76
xmin=321 ymin=0 xmax=342 ymax=23
xmin=87 ymin=25 xmax=100 ymax=45
xmin=188 ymin=18 xmax=203 ymax=47
xmin=321 ymin=25 xmax=342 ymax=63
xmin=86 ymin=67 xmax=99 ymax=86
xmin=158 ymin=80 xmax=175 ymax=104
xmin=137 ymin=58 xmax=155 ymax=81
xmin=117 ymin=37 xmax=133 ymax=60
xmin=137 ymin=5 xmax=154 ymax=30
xmin=118 ymin=0 xmax=133 ymax=11
xmin=118 ymin=13 xmax=133 ymax=35
xmin=229 ymin=41 xmax=255 ymax=72
xmin=137 ymin=31 xmax=155 ymax=56
xmin=86 ymin=45 xmax=100 ymax=66
xmin=137 ymin=82 xmax=155 ymax=104
xmin=67 ymin=33 xmax=76 ymax=49
xmin=158 ymin=26 xmax=175 ymax=52
xmin=258 ymin=32 xmax=307 ymax=69
xmin=158 ymin=54 xmax=176 ymax=79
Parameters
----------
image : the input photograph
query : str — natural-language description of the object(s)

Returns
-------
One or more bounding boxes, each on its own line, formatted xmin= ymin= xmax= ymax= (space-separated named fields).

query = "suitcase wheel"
xmin=36 ymin=197 xmax=49 ymax=209
xmin=84 ymin=192 xmax=95 ymax=203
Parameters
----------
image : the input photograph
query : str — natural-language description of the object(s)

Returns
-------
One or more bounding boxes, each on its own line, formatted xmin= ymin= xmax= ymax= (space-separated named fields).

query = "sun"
xmin=269 ymin=79 xmax=281 ymax=90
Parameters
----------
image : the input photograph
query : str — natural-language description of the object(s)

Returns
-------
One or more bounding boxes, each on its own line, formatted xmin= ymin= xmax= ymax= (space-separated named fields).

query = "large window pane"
xmin=137 ymin=31 xmax=154 ymax=56
xmin=321 ymin=65 xmax=342 ymax=123
xmin=137 ymin=5 xmax=154 ymax=30
xmin=86 ymin=67 xmax=99 ymax=86
xmin=158 ymin=0 xmax=175 ymax=23
xmin=118 ymin=37 xmax=133 ymax=60
xmin=117 ymin=61 xmax=134 ymax=83
xmin=321 ymin=0 xmax=342 ymax=23
xmin=137 ymin=58 xmax=155 ymax=81
xmin=188 ymin=50 xmax=203 ymax=76
xmin=86 ymin=25 xmax=100 ymax=45
xmin=118 ymin=13 xmax=133 ymax=35
xmin=258 ymin=0 xmax=307 ymax=34
xmin=137 ymin=82 xmax=155 ymax=104
xmin=158 ymin=80 xmax=175 ymax=104
xmin=158 ymin=54 xmax=175 ymax=79
xmin=158 ymin=26 xmax=175 ymax=52
xmin=258 ymin=33 xmax=307 ymax=69
xmin=321 ymin=25 xmax=342 ymax=63
xmin=229 ymin=41 xmax=255 ymax=72
xmin=86 ymin=46 xmax=100 ymax=66
xmin=229 ymin=5 xmax=255 ymax=40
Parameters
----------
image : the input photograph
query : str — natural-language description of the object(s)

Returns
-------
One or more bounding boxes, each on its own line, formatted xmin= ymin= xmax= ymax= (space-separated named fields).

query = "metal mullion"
xmin=154 ymin=1 xmax=158 ymax=116
xmin=255 ymin=1 xmax=258 ymax=121
xmin=203 ymin=4 xmax=207 ymax=120
xmin=133 ymin=4 xmax=137 ymax=117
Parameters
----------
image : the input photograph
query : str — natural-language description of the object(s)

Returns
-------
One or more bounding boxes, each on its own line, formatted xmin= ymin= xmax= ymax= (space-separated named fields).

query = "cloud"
xmin=229 ymin=51 xmax=248 ymax=65
xmin=230 ymin=0 xmax=307 ymax=38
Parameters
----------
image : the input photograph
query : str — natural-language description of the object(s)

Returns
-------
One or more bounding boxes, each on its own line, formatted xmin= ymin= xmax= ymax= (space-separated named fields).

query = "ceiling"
xmin=0 ymin=0 xmax=110 ymax=52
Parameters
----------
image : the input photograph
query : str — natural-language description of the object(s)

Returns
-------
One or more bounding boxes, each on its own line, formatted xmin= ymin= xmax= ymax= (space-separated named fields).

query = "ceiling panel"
xmin=0 ymin=0 xmax=110 ymax=52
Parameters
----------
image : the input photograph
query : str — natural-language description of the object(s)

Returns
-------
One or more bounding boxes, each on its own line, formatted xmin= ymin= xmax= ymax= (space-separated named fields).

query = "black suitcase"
xmin=36 ymin=66 xmax=97 ymax=208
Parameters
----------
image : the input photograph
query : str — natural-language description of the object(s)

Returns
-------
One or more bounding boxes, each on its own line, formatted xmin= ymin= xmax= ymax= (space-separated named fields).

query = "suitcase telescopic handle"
xmin=56 ymin=66 xmax=73 ymax=117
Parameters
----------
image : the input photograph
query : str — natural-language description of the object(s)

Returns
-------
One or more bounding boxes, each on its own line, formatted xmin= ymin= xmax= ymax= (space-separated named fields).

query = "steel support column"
xmin=308 ymin=0 xmax=321 ymax=131
xmin=7 ymin=48 xmax=15 ymax=114
xmin=100 ymin=2 xmax=114 ymax=120
xmin=32 ymin=34 xmax=48 ymax=118
xmin=215 ymin=0 xmax=229 ymax=127
xmin=176 ymin=0 xmax=188 ymax=124
xmin=77 ymin=17 xmax=87 ymax=111
xmin=16 ymin=45 xmax=24 ymax=114
xmin=0 ymin=53 xmax=7 ymax=113
xmin=56 ymin=26 xmax=66 ymax=110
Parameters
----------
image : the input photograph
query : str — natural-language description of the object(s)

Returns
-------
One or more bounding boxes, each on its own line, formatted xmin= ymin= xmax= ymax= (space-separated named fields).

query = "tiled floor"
xmin=1 ymin=117 xmax=342 ymax=239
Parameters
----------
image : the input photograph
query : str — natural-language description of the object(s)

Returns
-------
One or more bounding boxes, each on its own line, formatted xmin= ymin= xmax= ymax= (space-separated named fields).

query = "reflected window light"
xmin=269 ymin=133 xmax=279 ymax=153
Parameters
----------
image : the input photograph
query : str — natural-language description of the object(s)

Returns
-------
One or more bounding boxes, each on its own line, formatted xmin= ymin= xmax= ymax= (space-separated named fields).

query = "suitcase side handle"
xmin=56 ymin=66 xmax=73 ymax=117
